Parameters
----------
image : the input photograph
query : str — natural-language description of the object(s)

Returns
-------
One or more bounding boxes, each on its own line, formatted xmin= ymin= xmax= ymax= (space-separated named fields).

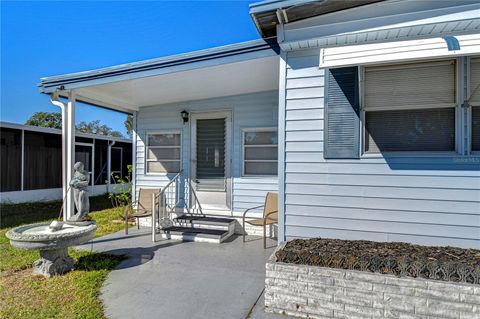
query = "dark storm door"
xmin=195 ymin=118 xmax=226 ymax=191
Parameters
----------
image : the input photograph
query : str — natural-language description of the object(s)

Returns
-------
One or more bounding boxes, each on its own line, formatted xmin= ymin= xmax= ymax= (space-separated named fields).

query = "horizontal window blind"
xmin=243 ymin=129 xmax=278 ymax=176
xmin=146 ymin=132 xmax=181 ymax=173
xmin=470 ymin=57 xmax=480 ymax=106
xmin=365 ymin=108 xmax=455 ymax=153
xmin=364 ymin=60 xmax=455 ymax=110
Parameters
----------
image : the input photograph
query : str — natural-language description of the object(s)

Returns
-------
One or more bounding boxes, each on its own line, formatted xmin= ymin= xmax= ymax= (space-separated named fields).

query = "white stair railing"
xmin=151 ymin=171 xmax=183 ymax=242
xmin=185 ymin=178 xmax=204 ymax=217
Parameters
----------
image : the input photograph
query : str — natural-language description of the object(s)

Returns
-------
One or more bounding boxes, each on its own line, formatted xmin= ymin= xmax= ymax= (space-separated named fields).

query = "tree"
xmin=26 ymin=112 xmax=124 ymax=138
xmin=76 ymin=120 xmax=123 ymax=137
xmin=25 ymin=112 xmax=62 ymax=129
xmin=124 ymin=115 xmax=133 ymax=137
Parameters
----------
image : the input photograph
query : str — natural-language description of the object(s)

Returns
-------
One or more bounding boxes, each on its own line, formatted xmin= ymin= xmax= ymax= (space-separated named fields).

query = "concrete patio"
xmin=77 ymin=228 xmax=286 ymax=319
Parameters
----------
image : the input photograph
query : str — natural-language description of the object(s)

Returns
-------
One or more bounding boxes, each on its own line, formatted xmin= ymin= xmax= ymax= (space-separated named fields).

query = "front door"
xmin=196 ymin=118 xmax=226 ymax=191
xmin=191 ymin=112 xmax=232 ymax=210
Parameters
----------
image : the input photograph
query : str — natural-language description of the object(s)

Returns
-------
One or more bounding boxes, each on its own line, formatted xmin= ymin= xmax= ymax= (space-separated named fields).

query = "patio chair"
xmin=242 ymin=192 xmax=278 ymax=249
xmin=125 ymin=188 xmax=161 ymax=235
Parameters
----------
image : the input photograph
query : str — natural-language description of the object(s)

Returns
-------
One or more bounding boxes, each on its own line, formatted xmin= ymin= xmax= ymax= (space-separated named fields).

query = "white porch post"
xmin=66 ymin=91 xmax=76 ymax=220
xmin=131 ymin=112 xmax=137 ymax=205
xmin=50 ymin=92 xmax=68 ymax=220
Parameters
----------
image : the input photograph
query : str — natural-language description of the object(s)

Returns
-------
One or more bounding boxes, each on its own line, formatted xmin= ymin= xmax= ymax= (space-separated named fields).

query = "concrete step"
xmin=160 ymin=226 xmax=233 ymax=243
xmin=174 ymin=215 xmax=235 ymax=227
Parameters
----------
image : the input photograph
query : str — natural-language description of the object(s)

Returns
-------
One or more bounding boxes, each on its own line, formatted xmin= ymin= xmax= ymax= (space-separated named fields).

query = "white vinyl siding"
xmin=145 ymin=132 xmax=181 ymax=173
xmin=363 ymin=60 xmax=456 ymax=153
xmin=242 ymin=128 xmax=278 ymax=176
xmin=135 ymin=91 xmax=278 ymax=215
xmin=281 ymin=48 xmax=479 ymax=249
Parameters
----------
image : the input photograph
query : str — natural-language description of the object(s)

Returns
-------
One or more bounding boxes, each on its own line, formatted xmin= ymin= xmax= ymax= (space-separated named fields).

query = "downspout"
xmin=107 ymin=140 xmax=116 ymax=192
xmin=50 ymin=92 xmax=68 ymax=221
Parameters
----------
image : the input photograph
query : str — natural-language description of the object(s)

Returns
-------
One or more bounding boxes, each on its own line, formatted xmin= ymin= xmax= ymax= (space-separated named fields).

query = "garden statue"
xmin=68 ymin=161 xmax=92 ymax=222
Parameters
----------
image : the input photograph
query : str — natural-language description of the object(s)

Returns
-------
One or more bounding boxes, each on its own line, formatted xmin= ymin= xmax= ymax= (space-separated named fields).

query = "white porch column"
xmin=50 ymin=93 xmax=68 ymax=220
xmin=66 ymin=91 xmax=76 ymax=220
xmin=131 ymin=112 xmax=137 ymax=205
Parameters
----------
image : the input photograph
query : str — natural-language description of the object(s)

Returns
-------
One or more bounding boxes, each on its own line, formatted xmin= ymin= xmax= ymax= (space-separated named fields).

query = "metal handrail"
xmin=152 ymin=170 xmax=182 ymax=242
xmin=186 ymin=178 xmax=204 ymax=217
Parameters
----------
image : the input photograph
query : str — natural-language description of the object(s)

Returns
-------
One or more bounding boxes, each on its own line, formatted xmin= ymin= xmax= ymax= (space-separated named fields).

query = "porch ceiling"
xmin=64 ymin=56 xmax=279 ymax=112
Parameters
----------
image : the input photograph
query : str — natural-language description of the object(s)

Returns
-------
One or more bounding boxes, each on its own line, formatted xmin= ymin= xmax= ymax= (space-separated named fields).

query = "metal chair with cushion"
xmin=242 ymin=192 xmax=278 ymax=249
xmin=125 ymin=188 xmax=161 ymax=234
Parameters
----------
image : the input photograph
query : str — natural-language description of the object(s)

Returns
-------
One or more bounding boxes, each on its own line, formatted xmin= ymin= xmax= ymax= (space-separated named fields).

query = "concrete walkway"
xmin=77 ymin=228 xmax=288 ymax=319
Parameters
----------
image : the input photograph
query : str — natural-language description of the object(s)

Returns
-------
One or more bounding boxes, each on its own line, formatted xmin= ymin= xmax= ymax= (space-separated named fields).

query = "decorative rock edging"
xmin=265 ymin=244 xmax=480 ymax=319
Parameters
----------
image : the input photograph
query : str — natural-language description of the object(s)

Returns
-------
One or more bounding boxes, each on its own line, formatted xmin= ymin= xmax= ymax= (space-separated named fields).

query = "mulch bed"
xmin=276 ymin=238 xmax=480 ymax=284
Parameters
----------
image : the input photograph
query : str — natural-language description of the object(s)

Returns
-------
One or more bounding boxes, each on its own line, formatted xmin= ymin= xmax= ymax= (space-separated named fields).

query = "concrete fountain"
xmin=6 ymin=162 xmax=97 ymax=277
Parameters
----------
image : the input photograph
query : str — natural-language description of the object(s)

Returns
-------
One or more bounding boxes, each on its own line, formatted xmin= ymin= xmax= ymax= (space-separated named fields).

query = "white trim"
xmin=242 ymin=127 xmax=279 ymax=177
xmin=145 ymin=130 xmax=182 ymax=175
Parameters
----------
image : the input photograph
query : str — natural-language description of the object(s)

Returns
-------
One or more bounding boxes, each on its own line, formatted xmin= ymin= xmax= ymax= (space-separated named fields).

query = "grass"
xmin=0 ymin=206 xmax=130 ymax=319
xmin=0 ymin=194 xmax=113 ymax=229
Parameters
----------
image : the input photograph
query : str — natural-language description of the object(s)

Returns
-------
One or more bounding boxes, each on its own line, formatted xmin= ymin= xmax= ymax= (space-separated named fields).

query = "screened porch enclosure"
xmin=0 ymin=123 xmax=132 ymax=203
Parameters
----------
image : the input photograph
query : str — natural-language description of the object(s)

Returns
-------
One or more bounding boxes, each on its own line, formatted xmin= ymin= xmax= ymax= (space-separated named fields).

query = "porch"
xmin=77 ymin=228 xmax=283 ymax=319
xmin=38 ymin=40 xmax=281 ymax=242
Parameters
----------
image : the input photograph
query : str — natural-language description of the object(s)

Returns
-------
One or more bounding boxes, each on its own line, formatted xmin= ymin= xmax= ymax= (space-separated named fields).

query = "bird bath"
xmin=6 ymin=161 xmax=97 ymax=277
xmin=6 ymin=221 xmax=97 ymax=277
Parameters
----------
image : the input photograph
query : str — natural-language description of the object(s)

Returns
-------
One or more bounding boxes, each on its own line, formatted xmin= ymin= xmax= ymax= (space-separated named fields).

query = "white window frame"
xmin=242 ymin=127 xmax=278 ymax=177
xmin=360 ymin=59 xmax=459 ymax=156
xmin=145 ymin=130 xmax=182 ymax=175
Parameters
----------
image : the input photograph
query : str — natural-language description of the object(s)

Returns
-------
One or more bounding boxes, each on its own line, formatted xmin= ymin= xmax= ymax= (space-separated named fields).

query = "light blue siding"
xmin=282 ymin=48 xmax=480 ymax=249
xmin=135 ymin=91 xmax=278 ymax=215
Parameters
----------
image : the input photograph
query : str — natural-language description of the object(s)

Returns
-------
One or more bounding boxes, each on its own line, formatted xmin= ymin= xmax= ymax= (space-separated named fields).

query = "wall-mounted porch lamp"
xmin=181 ymin=110 xmax=189 ymax=123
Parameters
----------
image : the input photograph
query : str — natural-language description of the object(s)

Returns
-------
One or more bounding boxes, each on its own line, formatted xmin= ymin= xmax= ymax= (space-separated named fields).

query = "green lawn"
xmin=0 ymin=206 xmax=130 ymax=319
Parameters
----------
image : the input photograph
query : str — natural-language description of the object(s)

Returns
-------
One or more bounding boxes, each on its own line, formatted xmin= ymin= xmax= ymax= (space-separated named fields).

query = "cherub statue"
xmin=68 ymin=161 xmax=91 ymax=221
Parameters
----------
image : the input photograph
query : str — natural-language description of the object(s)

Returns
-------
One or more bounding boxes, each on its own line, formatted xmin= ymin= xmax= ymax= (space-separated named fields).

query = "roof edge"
xmin=38 ymin=38 xmax=279 ymax=94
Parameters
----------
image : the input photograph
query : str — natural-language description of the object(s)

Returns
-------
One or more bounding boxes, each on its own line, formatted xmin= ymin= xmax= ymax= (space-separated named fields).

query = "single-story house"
xmin=0 ymin=121 xmax=132 ymax=203
xmin=38 ymin=0 xmax=479 ymax=248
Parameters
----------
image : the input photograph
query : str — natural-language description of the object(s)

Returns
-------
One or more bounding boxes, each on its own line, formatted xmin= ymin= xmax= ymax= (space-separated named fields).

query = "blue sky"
xmin=1 ymin=0 xmax=260 ymax=136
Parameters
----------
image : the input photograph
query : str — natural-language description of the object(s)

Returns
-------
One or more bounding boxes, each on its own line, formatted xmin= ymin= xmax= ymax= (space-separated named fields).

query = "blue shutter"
xmin=324 ymin=67 xmax=360 ymax=159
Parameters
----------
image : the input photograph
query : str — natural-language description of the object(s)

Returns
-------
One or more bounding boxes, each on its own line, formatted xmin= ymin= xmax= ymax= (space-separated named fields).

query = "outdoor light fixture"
xmin=181 ymin=110 xmax=189 ymax=123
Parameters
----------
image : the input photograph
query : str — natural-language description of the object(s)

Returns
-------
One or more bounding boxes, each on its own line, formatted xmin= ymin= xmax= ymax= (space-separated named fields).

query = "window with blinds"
xmin=364 ymin=60 xmax=456 ymax=153
xmin=243 ymin=129 xmax=278 ymax=176
xmin=146 ymin=132 xmax=181 ymax=173
xmin=471 ymin=58 xmax=480 ymax=151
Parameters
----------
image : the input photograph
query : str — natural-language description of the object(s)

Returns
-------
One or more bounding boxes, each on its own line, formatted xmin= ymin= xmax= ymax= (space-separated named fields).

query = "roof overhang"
xmin=249 ymin=0 xmax=383 ymax=38
xmin=38 ymin=39 xmax=280 ymax=113
xmin=278 ymin=2 xmax=480 ymax=51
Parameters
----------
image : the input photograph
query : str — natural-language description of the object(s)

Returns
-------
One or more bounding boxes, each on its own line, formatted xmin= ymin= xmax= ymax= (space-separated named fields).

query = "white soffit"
xmin=319 ymin=34 xmax=480 ymax=68
xmin=75 ymin=56 xmax=279 ymax=108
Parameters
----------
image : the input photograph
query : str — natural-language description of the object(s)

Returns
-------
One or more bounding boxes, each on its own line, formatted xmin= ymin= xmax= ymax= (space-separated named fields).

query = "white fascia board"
xmin=39 ymin=45 xmax=277 ymax=94
xmin=319 ymin=34 xmax=480 ymax=68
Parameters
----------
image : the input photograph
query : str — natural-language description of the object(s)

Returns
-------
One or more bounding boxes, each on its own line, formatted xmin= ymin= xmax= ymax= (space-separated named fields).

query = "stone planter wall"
xmin=265 ymin=247 xmax=480 ymax=319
